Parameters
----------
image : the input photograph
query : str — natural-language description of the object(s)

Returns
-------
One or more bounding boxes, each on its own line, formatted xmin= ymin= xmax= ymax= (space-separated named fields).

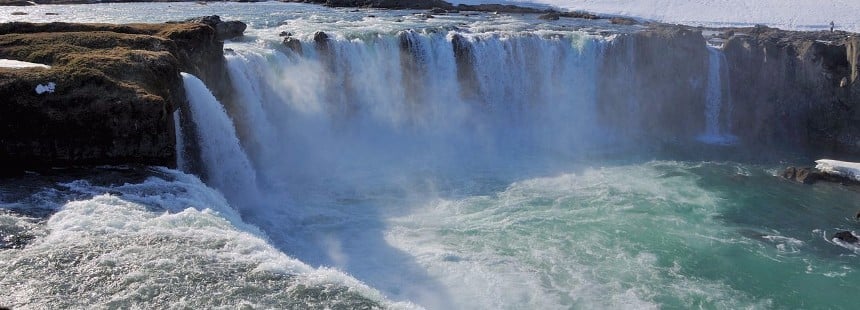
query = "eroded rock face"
xmin=721 ymin=27 xmax=860 ymax=154
xmin=0 ymin=19 xmax=241 ymax=175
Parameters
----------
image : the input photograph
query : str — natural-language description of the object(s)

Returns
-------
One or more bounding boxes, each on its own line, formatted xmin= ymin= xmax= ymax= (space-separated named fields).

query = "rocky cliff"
xmin=595 ymin=25 xmax=860 ymax=156
xmin=719 ymin=27 xmax=860 ymax=155
xmin=0 ymin=17 xmax=243 ymax=175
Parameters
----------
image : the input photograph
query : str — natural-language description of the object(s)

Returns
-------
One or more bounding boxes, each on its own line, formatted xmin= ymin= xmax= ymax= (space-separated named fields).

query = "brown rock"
xmin=0 ymin=19 xmax=235 ymax=175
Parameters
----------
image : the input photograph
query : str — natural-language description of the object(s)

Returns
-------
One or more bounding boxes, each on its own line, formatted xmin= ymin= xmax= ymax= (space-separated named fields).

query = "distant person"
xmin=830 ymin=21 xmax=835 ymax=32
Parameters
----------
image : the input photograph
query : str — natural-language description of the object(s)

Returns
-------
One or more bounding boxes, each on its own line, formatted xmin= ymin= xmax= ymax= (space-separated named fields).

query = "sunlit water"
xmin=2 ymin=3 xmax=859 ymax=309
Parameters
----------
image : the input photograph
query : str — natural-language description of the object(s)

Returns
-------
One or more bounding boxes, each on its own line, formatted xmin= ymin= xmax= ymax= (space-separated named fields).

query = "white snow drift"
xmin=0 ymin=59 xmax=50 ymax=69
xmin=449 ymin=0 xmax=860 ymax=33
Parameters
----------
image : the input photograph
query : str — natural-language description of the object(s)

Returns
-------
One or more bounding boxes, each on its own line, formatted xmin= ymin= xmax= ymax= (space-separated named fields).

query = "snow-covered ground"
xmin=449 ymin=0 xmax=860 ymax=33
xmin=0 ymin=59 xmax=50 ymax=69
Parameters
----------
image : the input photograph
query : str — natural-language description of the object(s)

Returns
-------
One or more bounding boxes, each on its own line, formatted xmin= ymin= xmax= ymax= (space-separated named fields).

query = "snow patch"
xmin=815 ymin=159 xmax=860 ymax=181
xmin=0 ymin=59 xmax=50 ymax=69
xmin=35 ymin=82 xmax=56 ymax=95
xmin=448 ymin=0 xmax=860 ymax=33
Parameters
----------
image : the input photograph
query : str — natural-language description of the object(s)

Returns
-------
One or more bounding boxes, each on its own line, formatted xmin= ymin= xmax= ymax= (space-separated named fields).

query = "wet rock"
xmin=313 ymin=31 xmax=329 ymax=44
xmin=834 ymin=231 xmax=859 ymax=243
xmin=559 ymin=11 xmax=600 ymax=20
xmin=313 ymin=31 xmax=331 ymax=53
xmin=781 ymin=166 xmax=826 ymax=184
xmin=429 ymin=7 xmax=447 ymax=14
xmin=538 ymin=12 xmax=560 ymax=21
xmin=781 ymin=166 xmax=798 ymax=179
xmin=283 ymin=36 xmax=303 ymax=54
xmin=278 ymin=31 xmax=292 ymax=37
xmin=610 ymin=17 xmax=638 ymax=25
xmin=11 ymin=11 xmax=26 ymax=15
xmin=781 ymin=166 xmax=860 ymax=185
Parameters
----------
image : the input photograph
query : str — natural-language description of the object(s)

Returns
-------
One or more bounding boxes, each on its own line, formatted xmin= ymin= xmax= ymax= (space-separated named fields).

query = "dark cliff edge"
xmin=718 ymin=27 xmax=860 ymax=156
xmin=0 ymin=16 xmax=243 ymax=176
xmin=600 ymin=25 xmax=860 ymax=158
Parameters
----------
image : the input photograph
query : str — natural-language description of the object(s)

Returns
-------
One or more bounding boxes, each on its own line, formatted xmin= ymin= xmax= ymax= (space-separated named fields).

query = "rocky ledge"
xmin=0 ymin=16 xmax=243 ymax=176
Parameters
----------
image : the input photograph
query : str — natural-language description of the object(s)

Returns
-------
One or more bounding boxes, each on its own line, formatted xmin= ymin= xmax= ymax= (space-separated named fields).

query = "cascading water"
xmin=5 ymin=3 xmax=860 ymax=310
xmin=173 ymin=109 xmax=187 ymax=171
xmin=180 ymin=72 xmax=263 ymax=209
xmin=698 ymin=45 xmax=738 ymax=145
xmin=221 ymin=30 xmax=608 ymax=190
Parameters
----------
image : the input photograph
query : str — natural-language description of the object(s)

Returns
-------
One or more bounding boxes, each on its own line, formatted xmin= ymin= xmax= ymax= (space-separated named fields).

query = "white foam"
xmin=0 ymin=168 xmax=413 ymax=309
xmin=180 ymin=72 xmax=262 ymax=208
xmin=385 ymin=162 xmax=765 ymax=309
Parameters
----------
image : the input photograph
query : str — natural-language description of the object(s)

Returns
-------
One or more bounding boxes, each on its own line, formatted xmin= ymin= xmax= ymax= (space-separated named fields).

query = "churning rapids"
xmin=2 ymin=2 xmax=859 ymax=309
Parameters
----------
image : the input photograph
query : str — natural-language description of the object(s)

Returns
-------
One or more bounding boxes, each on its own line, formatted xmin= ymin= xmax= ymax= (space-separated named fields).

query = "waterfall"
xmin=173 ymin=109 xmax=187 ymax=171
xmin=218 ymin=31 xmax=606 ymax=187
xmin=698 ymin=45 xmax=738 ymax=145
xmin=180 ymin=72 xmax=262 ymax=207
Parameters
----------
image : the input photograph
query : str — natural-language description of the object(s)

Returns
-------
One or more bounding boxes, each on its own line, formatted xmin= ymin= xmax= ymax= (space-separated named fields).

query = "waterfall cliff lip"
xmin=0 ymin=17 xmax=246 ymax=175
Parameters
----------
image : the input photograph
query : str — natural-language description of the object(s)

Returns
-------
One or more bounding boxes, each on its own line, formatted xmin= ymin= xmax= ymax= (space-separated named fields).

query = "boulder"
xmin=538 ymin=12 xmax=560 ymax=21
xmin=833 ymin=231 xmax=859 ymax=243
xmin=610 ymin=17 xmax=638 ymax=25
xmin=313 ymin=31 xmax=331 ymax=50
xmin=283 ymin=36 xmax=302 ymax=54
xmin=185 ymin=15 xmax=247 ymax=41
xmin=781 ymin=166 xmax=826 ymax=184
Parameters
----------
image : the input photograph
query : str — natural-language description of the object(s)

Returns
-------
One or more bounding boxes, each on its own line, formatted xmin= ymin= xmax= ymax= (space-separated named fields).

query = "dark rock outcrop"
xmin=0 ymin=18 xmax=242 ymax=175
xmin=283 ymin=36 xmax=303 ymax=54
xmin=781 ymin=166 xmax=860 ymax=185
xmin=720 ymin=27 xmax=860 ymax=154
xmin=538 ymin=12 xmax=560 ymax=21
xmin=833 ymin=231 xmax=859 ymax=243
xmin=184 ymin=15 xmax=246 ymax=41
xmin=781 ymin=167 xmax=825 ymax=184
